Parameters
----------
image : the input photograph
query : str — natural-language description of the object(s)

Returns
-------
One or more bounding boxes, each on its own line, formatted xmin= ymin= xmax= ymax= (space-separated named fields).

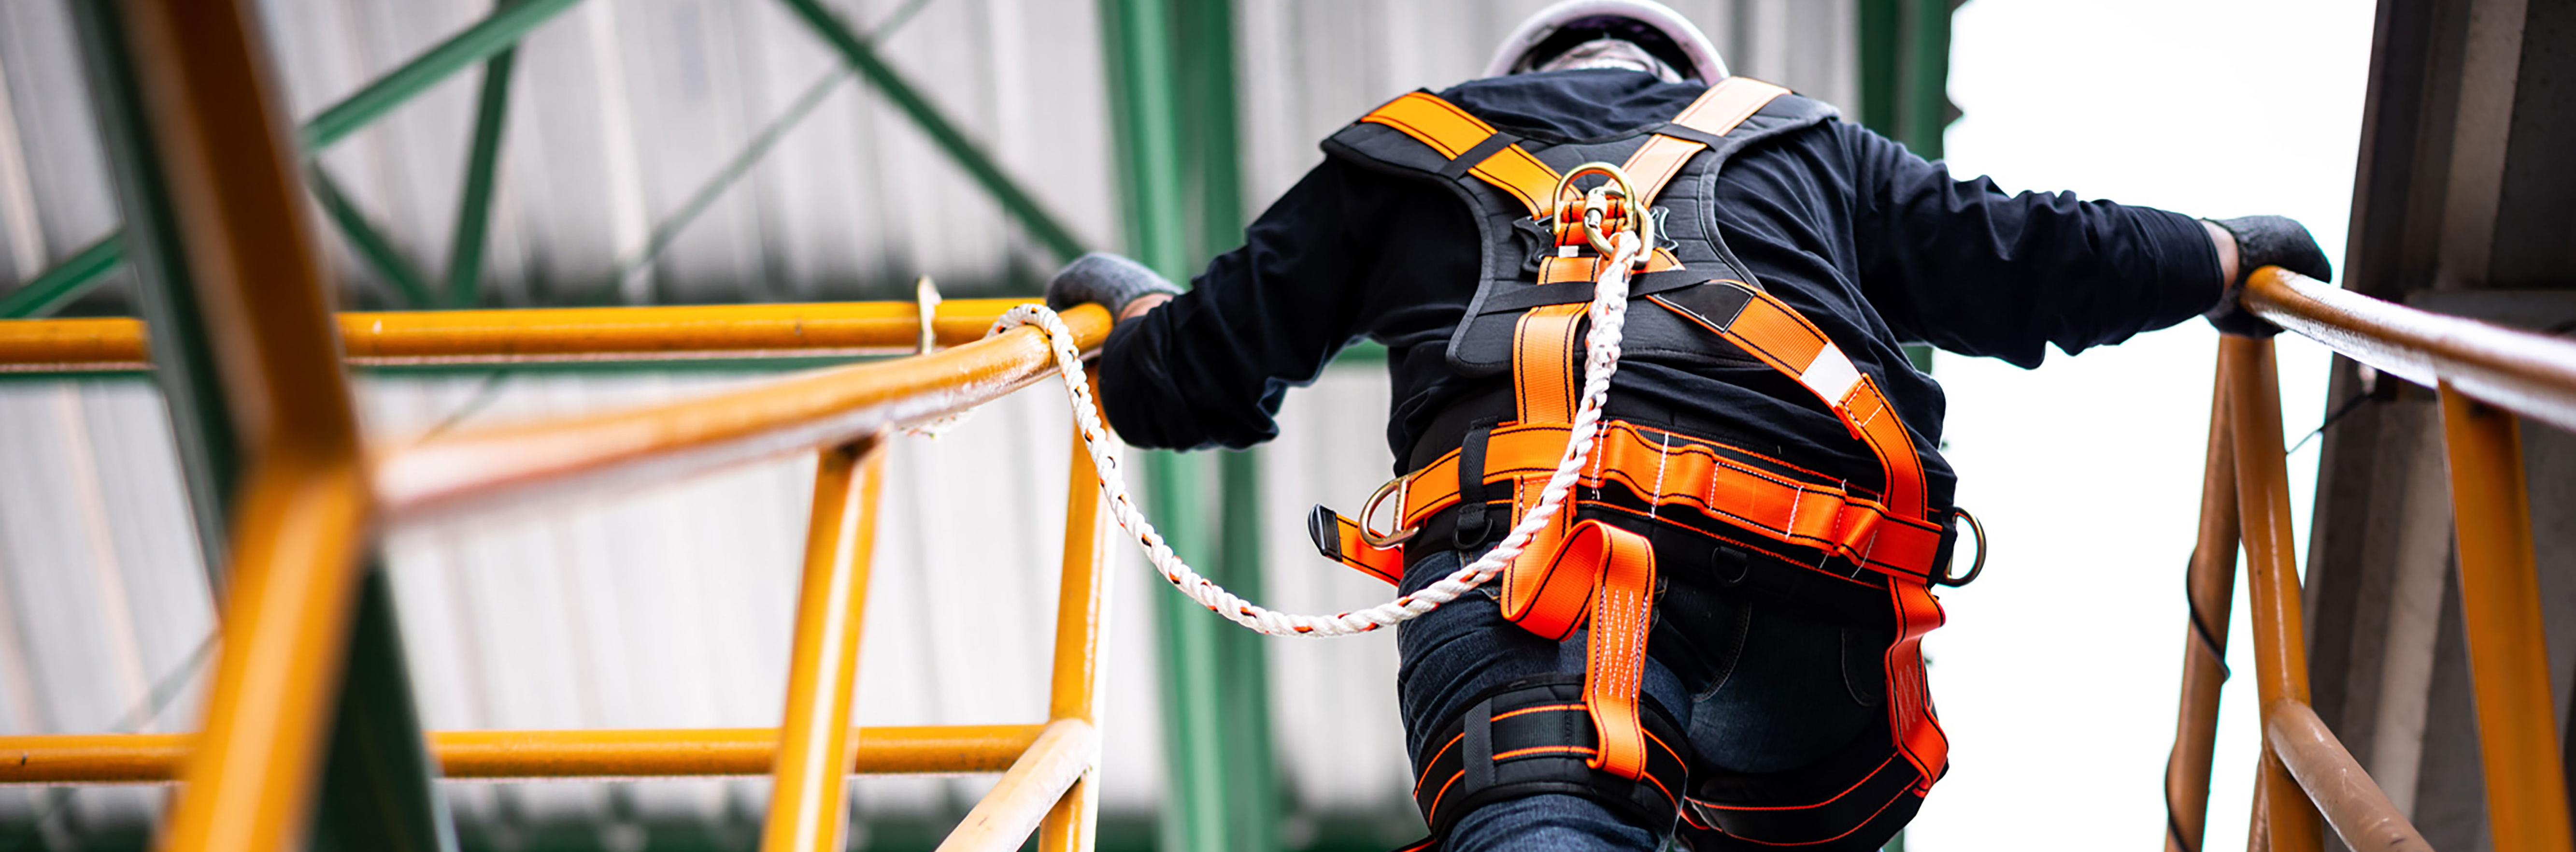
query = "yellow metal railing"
xmin=0 ymin=10 xmax=1119 ymax=845
xmin=2162 ymin=267 xmax=2576 ymax=852
xmin=0 ymin=298 xmax=1046 ymax=372
xmin=0 ymin=296 xmax=1119 ymax=852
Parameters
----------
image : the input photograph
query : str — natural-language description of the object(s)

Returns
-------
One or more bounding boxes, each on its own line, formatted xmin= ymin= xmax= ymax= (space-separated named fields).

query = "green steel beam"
xmin=443 ymin=22 xmax=522 ymax=310
xmin=1856 ymin=0 xmax=1899 ymax=147
xmin=1901 ymin=0 xmax=1959 ymax=162
xmin=1098 ymin=0 xmax=1209 ymax=849
xmin=1858 ymin=0 xmax=1960 ymax=378
xmin=1856 ymin=0 xmax=1958 ymax=158
xmin=69 ymin=4 xmax=457 ymax=851
xmin=1097 ymin=0 xmax=1184 ymax=276
xmin=1144 ymin=449 xmax=1232 ymax=852
xmin=1213 ymin=449 xmax=1281 ymax=852
xmin=0 ymin=235 xmax=121 ymax=318
xmin=310 ymin=565 xmax=460 ymax=852
xmin=6 ymin=0 xmax=584 ymax=316
xmin=1102 ymin=0 xmax=1279 ymax=849
xmin=1179 ymin=0 xmax=1281 ymax=846
xmin=66 ymin=0 xmax=237 ymax=578
xmin=777 ymin=0 xmax=1088 ymax=263
xmin=299 ymin=0 xmax=583 ymax=151
xmin=308 ymin=164 xmax=439 ymax=309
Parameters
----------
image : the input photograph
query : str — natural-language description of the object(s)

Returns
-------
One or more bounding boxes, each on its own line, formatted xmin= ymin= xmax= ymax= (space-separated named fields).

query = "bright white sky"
xmin=1910 ymin=0 xmax=2375 ymax=849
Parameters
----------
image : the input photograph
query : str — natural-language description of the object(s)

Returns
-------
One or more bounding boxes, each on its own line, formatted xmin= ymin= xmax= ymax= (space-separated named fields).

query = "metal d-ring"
xmin=1550 ymin=161 xmax=1653 ymax=268
xmin=1357 ymin=477 xmax=1419 ymax=548
xmin=1936 ymin=507 xmax=1987 ymax=587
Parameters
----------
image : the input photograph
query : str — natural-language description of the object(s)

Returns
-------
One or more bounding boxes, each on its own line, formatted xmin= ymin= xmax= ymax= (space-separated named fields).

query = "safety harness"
xmin=1307 ymin=78 xmax=1977 ymax=849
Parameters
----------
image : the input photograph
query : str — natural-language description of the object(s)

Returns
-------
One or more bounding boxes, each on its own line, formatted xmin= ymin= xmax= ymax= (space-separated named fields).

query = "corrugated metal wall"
xmin=0 ymin=0 xmax=1860 ymax=848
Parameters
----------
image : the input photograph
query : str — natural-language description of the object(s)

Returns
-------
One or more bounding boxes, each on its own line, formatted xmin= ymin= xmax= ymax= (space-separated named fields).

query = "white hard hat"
xmin=1483 ymin=0 xmax=1729 ymax=83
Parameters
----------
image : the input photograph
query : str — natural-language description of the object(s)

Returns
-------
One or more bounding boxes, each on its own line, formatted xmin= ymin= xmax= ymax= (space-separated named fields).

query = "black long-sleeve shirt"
xmin=1098 ymin=69 xmax=2223 ymax=509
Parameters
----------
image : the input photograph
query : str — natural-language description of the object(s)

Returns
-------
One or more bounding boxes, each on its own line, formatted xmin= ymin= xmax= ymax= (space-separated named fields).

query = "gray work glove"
xmin=2205 ymin=215 xmax=2332 ymax=338
xmin=1044 ymin=252 xmax=1182 ymax=318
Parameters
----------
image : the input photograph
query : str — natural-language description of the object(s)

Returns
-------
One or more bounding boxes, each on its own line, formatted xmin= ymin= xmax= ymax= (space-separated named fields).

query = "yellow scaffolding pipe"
xmin=760 ymin=438 xmax=888 ymax=852
xmin=1042 ymin=368 xmax=1113 ymax=852
xmin=0 ymin=298 xmax=1046 ymax=372
xmin=99 ymin=0 xmax=384 ymax=850
xmin=0 ymin=724 xmax=1046 ymax=783
xmin=2437 ymin=384 xmax=2573 ymax=852
xmin=2221 ymin=335 xmax=2325 ymax=852
xmin=369 ymin=303 xmax=1110 ymax=523
xmin=938 ymin=719 xmax=1098 ymax=852
xmin=2164 ymin=361 xmax=2242 ymax=852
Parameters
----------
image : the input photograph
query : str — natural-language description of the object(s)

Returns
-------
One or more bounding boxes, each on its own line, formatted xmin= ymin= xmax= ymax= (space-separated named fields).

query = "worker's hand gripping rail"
xmin=1001 ymin=165 xmax=1650 ymax=637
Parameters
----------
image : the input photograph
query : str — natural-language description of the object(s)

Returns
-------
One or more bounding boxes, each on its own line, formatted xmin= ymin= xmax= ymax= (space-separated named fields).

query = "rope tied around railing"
xmin=978 ymin=232 xmax=1645 ymax=636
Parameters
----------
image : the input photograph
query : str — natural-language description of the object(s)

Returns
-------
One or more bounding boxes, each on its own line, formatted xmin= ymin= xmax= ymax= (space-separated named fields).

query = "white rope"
xmin=976 ymin=234 xmax=1640 ymax=637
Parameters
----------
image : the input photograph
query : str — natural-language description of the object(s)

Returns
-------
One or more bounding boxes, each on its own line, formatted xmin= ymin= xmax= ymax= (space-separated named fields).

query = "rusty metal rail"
xmin=2160 ymin=269 xmax=2576 ymax=852
xmin=2246 ymin=266 xmax=2576 ymax=432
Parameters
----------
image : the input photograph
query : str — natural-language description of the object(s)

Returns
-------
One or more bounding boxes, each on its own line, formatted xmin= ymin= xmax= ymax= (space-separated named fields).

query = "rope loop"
xmin=970 ymin=233 xmax=1639 ymax=637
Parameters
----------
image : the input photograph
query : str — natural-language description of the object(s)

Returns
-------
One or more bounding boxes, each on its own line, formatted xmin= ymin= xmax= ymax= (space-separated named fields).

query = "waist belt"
xmin=1410 ymin=421 xmax=1943 ymax=579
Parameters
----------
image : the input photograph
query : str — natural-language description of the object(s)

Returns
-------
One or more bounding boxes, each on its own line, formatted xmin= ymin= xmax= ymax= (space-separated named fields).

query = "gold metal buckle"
xmin=1550 ymin=161 xmax=1653 ymax=269
xmin=1357 ymin=477 xmax=1418 ymax=548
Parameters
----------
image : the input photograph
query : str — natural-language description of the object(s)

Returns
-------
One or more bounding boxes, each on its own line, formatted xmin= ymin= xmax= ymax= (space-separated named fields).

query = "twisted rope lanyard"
xmin=975 ymin=232 xmax=1638 ymax=637
xmin=960 ymin=165 xmax=1649 ymax=636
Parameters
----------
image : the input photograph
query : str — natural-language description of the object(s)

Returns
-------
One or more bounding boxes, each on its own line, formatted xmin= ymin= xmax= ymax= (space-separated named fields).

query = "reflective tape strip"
xmin=1797 ymin=342 xmax=1863 ymax=412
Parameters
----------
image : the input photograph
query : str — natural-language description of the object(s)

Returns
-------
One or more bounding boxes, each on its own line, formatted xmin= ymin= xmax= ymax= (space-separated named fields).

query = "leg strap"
xmin=1408 ymin=676 xmax=1690 ymax=847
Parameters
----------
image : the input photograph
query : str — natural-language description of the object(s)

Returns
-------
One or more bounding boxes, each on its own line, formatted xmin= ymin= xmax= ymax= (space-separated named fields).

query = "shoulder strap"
xmin=1357 ymin=92 xmax=1562 ymax=218
xmin=1352 ymin=79 xmax=1822 ymax=221
xmin=1619 ymin=78 xmax=1793 ymax=206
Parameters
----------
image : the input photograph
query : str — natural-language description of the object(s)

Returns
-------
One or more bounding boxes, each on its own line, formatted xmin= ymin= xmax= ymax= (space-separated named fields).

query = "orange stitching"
xmin=1491 ymin=703 xmax=1587 ymax=722
xmin=1492 ymin=745 xmax=1598 ymax=761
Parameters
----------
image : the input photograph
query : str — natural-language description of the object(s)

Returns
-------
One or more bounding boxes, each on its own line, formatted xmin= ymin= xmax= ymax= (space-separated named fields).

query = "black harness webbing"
xmin=1403 ymin=676 xmax=1690 ymax=850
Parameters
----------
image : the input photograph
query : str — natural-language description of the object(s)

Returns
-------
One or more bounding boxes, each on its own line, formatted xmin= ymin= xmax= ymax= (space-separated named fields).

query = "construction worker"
xmin=1047 ymin=1 xmax=2332 ymax=849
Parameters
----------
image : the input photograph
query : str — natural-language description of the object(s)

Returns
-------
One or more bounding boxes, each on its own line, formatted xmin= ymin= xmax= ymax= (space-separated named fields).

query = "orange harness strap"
xmin=1398 ymin=421 xmax=1945 ymax=580
xmin=1497 ymin=304 xmax=1589 ymax=635
xmin=1622 ymin=78 xmax=1791 ymax=205
xmin=1653 ymin=283 xmax=1928 ymax=523
xmin=1358 ymin=93 xmax=1562 ymax=219
xmin=1888 ymin=574 xmax=1947 ymax=791
xmin=1563 ymin=520 xmax=1657 ymax=780
xmin=1654 ymin=281 xmax=1950 ymax=785
xmin=1310 ymin=508 xmax=1405 ymax=585
xmin=1491 ymin=304 xmax=1662 ymax=783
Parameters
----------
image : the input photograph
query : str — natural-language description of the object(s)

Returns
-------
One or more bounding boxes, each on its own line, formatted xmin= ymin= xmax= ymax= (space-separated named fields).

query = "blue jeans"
xmin=1397 ymin=545 xmax=1885 ymax=851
